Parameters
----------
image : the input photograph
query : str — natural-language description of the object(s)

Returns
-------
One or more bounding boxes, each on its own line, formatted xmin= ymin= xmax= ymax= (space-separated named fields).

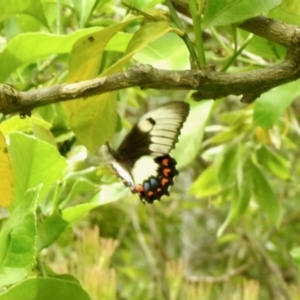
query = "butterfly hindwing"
xmin=110 ymin=101 xmax=189 ymax=203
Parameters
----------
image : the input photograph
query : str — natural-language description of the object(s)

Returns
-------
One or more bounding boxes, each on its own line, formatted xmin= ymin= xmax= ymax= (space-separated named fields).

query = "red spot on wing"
xmin=163 ymin=168 xmax=171 ymax=177
xmin=162 ymin=158 xmax=169 ymax=166
xmin=161 ymin=178 xmax=169 ymax=186
xmin=147 ymin=191 xmax=154 ymax=197
xmin=136 ymin=185 xmax=144 ymax=193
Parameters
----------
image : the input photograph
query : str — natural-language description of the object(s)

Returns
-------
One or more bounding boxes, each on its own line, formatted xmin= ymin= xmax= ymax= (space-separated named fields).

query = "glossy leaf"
xmin=203 ymin=0 xmax=283 ymax=27
xmin=0 ymin=131 xmax=14 ymax=208
xmin=0 ymin=188 xmax=39 ymax=287
xmin=8 ymin=132 xmax=67 ymax=210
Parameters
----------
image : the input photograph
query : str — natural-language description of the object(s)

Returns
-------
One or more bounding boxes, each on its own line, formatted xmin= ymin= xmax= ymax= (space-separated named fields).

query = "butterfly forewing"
xmin=110 ymin=101 xmax=189 ymax=203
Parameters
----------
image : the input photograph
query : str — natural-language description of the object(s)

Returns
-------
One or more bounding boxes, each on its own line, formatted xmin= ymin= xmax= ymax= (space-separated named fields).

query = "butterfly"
xmin=108 ymin=101 xmax=189 ymax=203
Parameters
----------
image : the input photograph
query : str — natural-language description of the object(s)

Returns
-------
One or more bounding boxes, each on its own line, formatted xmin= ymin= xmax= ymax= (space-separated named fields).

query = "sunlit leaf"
xmin=173 ymin=100 xmax=214 ymax=169
xmin=71 ymin=0 xmax=98 ymax=27
xmin=134 ymin=33 xmax=190 ymax=70
xmin=36 ymin=209 xmax=69 ymax=252
xmin=0 ymin=28 xmax=100 ymax=82
xmin=0 ymin=277 xmax=91 ymax=300
xmin=0 ymin=188 xmax=39 ymax=287
xmin=256 ymin=146 xmax=290 ymax=180
xmin=0 ymin=131 xmax=14 ymax=208
xmin=70 ymin=92 xmax=118 ymax=152
xmin=203 ymin=0 xmax=283 ymax=27
xmin=0 ymin=0 xmax=49 ymax=28
xmin=251 ymin=162 xmax=281 ymax=226
xmin=254 ymin=82 xmax=300 ymax=128
xmin=103 ymin=21 xmax=177 ymax=75
xmin=190 ymin=165 xmax=219 ymax=198
xmin=8 ymin=132 xmax=67 ymax=210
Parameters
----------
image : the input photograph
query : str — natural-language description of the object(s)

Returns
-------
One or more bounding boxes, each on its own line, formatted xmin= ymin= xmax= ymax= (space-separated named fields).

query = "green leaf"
xmin=0 ymin=28 xmax=100 ymax=82
xmin=0 ymin=188 xmax=39 ymax=287
xmin=269 ymin=2 xmax=300 ymax=25
xmin=256 ymin=146 xmax=290 ymax=180
xmin=0 ymin=0 xmax=49 ymax=28
xmin=36 ymin=210 xmax=69 ymax=252
xmin=8 ymin=132 xmax=67 ymax=210
xmin=203 ymin=0 xmax=283 ymax=27
xmin=0 ymin=277 xmax=91 ymax=300
xmin=254 ymin=82 xmax=300 ymax=128
xmin=103 ymin=21 xmax=177 ymax=75
xmin=133 ymin=32 xmax=189 ymax=70
xmin=0 ymin=131 xmax=14 ymax=208
xmin=251 ymin=162 xmax=281 ymax=226
xmin=68 ymin=15 xmax=141 ymax=81
xmin=217 ymin=141 xmax=239 ymax=187
xmin=190 ymin=165 xmax=219 ymax=198
xmin=173 ymin=100 xmax=214 ymax=169
xmin=71 ymin=0 xmax=98 ymax=27
xmin=70 ymin=92 xmax=118 ymax=152
xmin=290 ymin=247 xmax=300 ymax=271
xmin=0 ymin=115 xmax=52 ymax=135
xmin=62 ymin=184 xmax=125 ymax=222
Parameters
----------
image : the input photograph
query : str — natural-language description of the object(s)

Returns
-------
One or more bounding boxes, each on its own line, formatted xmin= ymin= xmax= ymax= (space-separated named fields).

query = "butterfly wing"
xmin=111 ymin=101 xmax=189 ymax=203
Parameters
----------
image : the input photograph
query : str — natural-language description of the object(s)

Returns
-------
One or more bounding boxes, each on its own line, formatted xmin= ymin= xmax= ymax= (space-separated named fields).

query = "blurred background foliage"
xmin=1 ymin=0 xmax=300 ymax=299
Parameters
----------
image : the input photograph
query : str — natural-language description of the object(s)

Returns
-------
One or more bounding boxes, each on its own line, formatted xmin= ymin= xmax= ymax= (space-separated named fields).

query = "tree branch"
xmin=1 ymin=16 xmax=300 ymax=115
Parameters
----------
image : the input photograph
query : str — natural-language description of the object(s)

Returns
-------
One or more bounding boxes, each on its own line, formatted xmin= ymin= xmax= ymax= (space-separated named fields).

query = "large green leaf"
xmin=218 ymin=158 xmax=252 ymax=236
xmin=0 ymin=131 xmax=14 ymax=208
xmin=216 ymin=141 xmax=239 ymax=187
xmin=103 ymin=21 xmax=176 ymax=75
xmin=254 ymin=82 xmax=300 ymax=128
xmin=173 ymin=100 xmax=214 ymax=169
xmin=36 ymin=209 xmax=69 ymax=252
xmin=0 ymin=188 xmax=39 ymax=287
xmin=71 ymin=0 xmax=98 ymax=27
xmin=0 ymin=0 xmax=49 ymax=28
xmin=70 ymin=92 xmax=118 ymax=152
xmin=0 ymin=28 xmax=100 ymax=82
xmin=62 ymin=183 xmax=127 ymax=222
xmin=190 ymin=165 xmax=219 ymax=198
xmin=0 ymin=277 xmax=91 ymax=300
xmin=133 ymin=32 xmax=189 ymax=70
xmin=251 ymin=162 xmax=281 ymax=226
xmin=203 ymin=0 xmax=283 ymax=27
xmin=256 ymin=146 xmax=290 ymax=180
xmin=269 ymin=1 xmax=300 ymax=25
xmin=68 ymin=15 xmax=141 ymax=82
xmin=8 ymin=132 xmax=67 ymax=210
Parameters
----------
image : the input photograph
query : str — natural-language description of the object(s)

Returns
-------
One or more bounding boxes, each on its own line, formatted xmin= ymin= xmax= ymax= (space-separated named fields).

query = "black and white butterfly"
xmin=108 ymin=101 xmax=189 ymax=203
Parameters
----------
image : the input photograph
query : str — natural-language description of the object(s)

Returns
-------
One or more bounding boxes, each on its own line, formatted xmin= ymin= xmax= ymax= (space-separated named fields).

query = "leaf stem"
xmin=165 ymin=0 xmax=199 ymax=69
xmin=187 ymin=0 xmax=206 ymax=68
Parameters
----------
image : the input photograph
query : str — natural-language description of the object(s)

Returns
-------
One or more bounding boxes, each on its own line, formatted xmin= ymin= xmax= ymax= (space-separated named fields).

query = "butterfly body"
xmin=109 ymin=101 xmax=189 ymax=203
